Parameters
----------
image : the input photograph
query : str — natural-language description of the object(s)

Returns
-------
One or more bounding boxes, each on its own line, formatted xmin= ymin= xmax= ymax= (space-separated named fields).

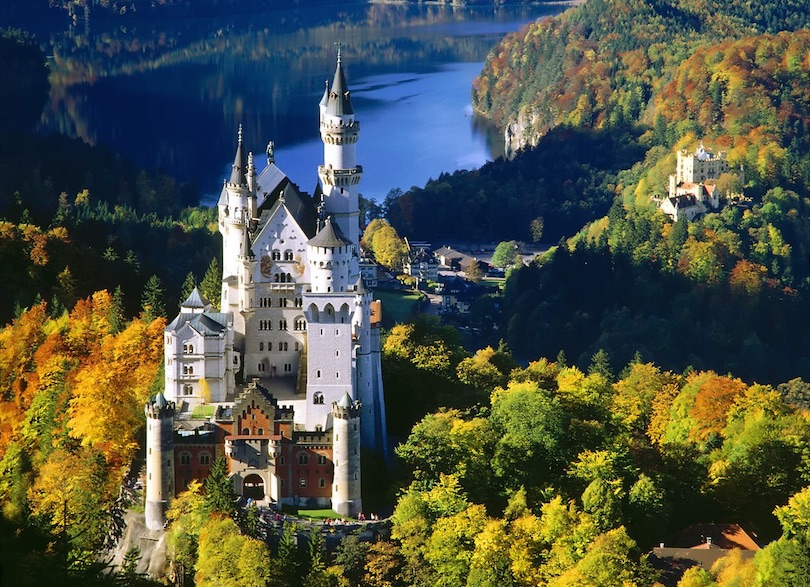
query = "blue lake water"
xmin=27 ymin=3 xmax=567 ymax=203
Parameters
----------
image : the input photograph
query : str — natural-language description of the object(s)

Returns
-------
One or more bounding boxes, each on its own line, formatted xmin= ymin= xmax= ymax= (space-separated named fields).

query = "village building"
xmin=144 ymin=52 xmax=387 ymax=531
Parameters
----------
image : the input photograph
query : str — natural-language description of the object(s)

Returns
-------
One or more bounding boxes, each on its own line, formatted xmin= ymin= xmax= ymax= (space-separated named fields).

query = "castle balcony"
xmin=318 ymin=165 xmax=363 ymax=187
xmin=321 ymin=120 xmax=359 ymax=132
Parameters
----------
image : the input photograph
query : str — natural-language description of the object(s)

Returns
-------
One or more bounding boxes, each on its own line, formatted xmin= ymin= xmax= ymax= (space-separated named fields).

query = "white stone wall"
xmin=331 ymin=407 xmax=362 ymax=517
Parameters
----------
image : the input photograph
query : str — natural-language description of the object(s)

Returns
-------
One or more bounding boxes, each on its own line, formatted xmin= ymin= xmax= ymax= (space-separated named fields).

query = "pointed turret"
xmin=229 ymin=125 xmax=248 ymax=187
xmin=326 ymin=48 xmax=354 ymax=117
xmin=180 ymin=287 xmax=212 ymax=313
xmin=318 ymin=48 xmax=362 ymax=246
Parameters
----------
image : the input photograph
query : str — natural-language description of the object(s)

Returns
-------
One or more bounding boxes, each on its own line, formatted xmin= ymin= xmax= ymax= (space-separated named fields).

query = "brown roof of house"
xmin=674 ymin=523 xmax=760 ymax=550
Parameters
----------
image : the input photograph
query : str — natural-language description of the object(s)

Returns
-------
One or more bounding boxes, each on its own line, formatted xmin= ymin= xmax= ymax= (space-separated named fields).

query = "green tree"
xmin=140 ymin=275 xmax=166 ymax=321
xmin=200 ymin=258 xmax=221 ymax=310
xmin=204 ymin=457 xmax=237 ymax=517
xmin=461 ymin=258 xmax=483 ymax=283
xmin=531 ymin=217 xmax=545 ymax=243
xmin=180 ymin=271 xmax=197 ymax=303
xmin=491 ymin=241 xmax=519 ymax=269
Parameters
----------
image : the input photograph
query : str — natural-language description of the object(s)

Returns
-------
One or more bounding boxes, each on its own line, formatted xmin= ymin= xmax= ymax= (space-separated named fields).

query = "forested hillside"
xmin=472 ymin=0 xmax=810 ymax=153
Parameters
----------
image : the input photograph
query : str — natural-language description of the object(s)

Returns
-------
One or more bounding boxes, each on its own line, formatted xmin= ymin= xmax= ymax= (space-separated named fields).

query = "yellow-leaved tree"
xmin=68 ymin=292 xmax=165 ymax=468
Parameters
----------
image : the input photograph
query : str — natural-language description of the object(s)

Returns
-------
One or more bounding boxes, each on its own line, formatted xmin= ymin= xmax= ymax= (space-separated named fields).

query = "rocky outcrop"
xmin=107 ymin=510 xmax=171 ymax=581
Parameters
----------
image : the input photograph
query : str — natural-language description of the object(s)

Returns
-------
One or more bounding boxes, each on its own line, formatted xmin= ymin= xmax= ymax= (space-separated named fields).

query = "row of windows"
xmin=270 ymin=250 xmax=296 ymax=261
xmin=259 ymin=341 xmax=299 ymax=352
xmin=257 ymin=363 xmax=293 ymax=373
xmin=275 ymin=273 xmax=293 ymax=283
xmin=297 ymin=454 xmax=329 ymax=465
xmin=257 ymin=297 xmax=304 ymax=308
xmin=258 ymin=320 xmax=290 ymax=331
xmin=178 ymin=452 xmax=210 ymax=465
xmin=182 ymin=343 xmax=194 ymax=354
xmin=182 ymin=365 xmax=195 ymax=375
xmin=240 ymin=427 xmax=265 ymax=435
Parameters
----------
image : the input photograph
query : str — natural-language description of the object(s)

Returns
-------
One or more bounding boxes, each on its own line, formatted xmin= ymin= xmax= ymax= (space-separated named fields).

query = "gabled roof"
xmin=674 ymin=523 xmax=760 ymax=550
xmin=308 ymin=217 xmax=351 ymax=248
xmin=255 ymin=181 xmax=317 ymax=239
xmin=166 ymin=312 xmax=229 ymax=336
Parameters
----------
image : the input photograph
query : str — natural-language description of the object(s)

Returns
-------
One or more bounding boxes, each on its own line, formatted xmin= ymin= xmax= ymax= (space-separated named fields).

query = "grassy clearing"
xmin=191 ymin=405 xmax=216 ymax=419
xmin=281 ymin=507 xmax=342 ymax=520
xmin=373 ymin=289 xmax=424 ymax=326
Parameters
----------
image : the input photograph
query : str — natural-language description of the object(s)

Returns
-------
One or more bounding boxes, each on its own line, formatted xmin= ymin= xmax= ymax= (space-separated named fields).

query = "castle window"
xmin=279 ymin=320 xmax=287 ymax=330
xmin=274 ymin=274 xmax=279 ymax=283
xmin=295 ymin=297 xmax=302 ymax=308
xmin=335 ymin=350 xmax=339 ymax=357
xmin=257 ymin=428 xmax=264 ymax=435
xmin=284 ymin=363 xmax=292 ymax=372
xmin=183 ymin=384 xmax=193 ymax=396
xmin=316 ymin=370 xmax=321 ymax=379
xmin=315 ymin=425 xmax=323 ymax=432
xmin=199 ymin=453 xmax=211 ymax=465
xmin=183 ymin=343 xmax=193 ymax=354
xmin=279 ymin=457 xmax=285 ymax=465
xmin=336 ymin=372 xmax=340 ymax=379
xmin=180 ymin=453 xmax=191 ymax=465
xmin=281 ymin=342 xmax=288 ymax=351
xmin=259 ymin=342 xmax=264 ymax=351
xmin=313 ymin=392 xmax=324 ymax=405
xmin=295 ymin=318 xmax=306 ymax=331
xmin=319 ymin=478 xmax=326 ymax=488
xmin=280 ymin=479 xmax=284 ymax=487
xmin=284 ymin=250 xmax=293 ymax=261
xmin=258 ymin=363 xmax=265 ymax=372
xmin=272 ymin=250 xmax=281 ymax=261
xmin=300 ymin=478 xmax=307 ymax=487
xmin=268 ymin=342 xmax=272 ymax=351
xmin=286 ymin=273 xmax=292 ymax=282
xmin=298 ymin=454 xmax=309 ymax=465
xmin=317 ymin=455 xmax=327 ymax=465
xmin=294 ymin=342 xmax=299 ymax=351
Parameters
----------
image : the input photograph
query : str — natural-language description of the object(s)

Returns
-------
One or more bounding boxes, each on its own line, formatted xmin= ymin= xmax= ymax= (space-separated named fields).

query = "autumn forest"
xmin=4 ymin=0 xmax=810 ymax=586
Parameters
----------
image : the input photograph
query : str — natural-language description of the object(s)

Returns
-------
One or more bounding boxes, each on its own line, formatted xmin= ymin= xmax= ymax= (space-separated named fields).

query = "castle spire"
xmin=229 ymin=124 xmax=247 ymax=187
xmin=326 ymin=47 xmax=354 ymax=117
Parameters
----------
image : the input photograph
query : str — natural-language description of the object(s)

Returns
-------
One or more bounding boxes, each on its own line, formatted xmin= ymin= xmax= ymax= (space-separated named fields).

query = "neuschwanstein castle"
xmin=144 ymin=52 xmax=387 ymax=530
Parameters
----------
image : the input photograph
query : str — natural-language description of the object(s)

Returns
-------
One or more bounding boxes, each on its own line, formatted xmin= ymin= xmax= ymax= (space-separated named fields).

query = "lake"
xmin=26 ymin=2 xmax=567 ymax=203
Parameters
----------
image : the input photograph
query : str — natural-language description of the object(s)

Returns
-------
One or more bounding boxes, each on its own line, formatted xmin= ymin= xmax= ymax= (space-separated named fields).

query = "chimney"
xmin=706 ymin=536 xmax=712 ymax=546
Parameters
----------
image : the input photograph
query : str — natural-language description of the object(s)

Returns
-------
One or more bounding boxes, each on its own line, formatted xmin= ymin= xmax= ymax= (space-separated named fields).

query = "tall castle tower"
xmin=318 ymin=47 xmax=362 ymax=247
xmin=144 ymin=393 xmax=175 ymax=530
xmin=332 ymin=392 xmax=362 ymax=517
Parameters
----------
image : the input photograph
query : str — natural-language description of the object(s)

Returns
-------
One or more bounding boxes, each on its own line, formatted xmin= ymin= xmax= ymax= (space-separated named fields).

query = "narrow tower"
xmin=331 ymin=392 xmax=362 ymax=517
xmin=145 ymin=392 xmax=175 ymax=530
xmin=318 ymin=48 xmax=362 ymax=246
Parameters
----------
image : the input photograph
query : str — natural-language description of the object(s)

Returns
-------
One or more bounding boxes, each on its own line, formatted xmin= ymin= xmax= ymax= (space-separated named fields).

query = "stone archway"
xmin=243 ymin=474 xmax=265 ymax=501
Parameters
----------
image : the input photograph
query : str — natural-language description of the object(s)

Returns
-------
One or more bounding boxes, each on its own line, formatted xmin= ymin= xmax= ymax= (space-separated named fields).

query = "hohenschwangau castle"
xmin=144 ymin=53 xmax=387 ymax=530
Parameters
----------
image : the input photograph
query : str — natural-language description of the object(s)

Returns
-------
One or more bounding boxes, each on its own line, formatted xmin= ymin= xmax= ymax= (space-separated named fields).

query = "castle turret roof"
xmin=337 ymin=392 xmax=354 ymax=409
xmin=325 ymin=50 xmax=354 ymax=117
xmin=181 ymin=286 xmax=211 ymax=310
xmin=229 ymin=125 xmax=248 ymax=186
xmin=154 ymin=392 xmax=168 ymax=409
xmin=308 ymin=216 xmax=351 ymax=248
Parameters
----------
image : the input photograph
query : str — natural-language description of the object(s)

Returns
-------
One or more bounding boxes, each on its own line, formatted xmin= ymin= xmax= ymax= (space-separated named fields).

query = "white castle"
xmin=145 ymin=51 xmax=387 ymax=530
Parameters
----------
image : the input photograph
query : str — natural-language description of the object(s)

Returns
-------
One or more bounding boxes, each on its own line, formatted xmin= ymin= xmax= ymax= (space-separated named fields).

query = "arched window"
xmin=242 ymin=428 xmax=250 ymax=435
xmin=259 ymin=342 xmax=264 ymax=351
xmin=199 ymin=453 xmax=211 ymax=465
xmin=179 ymin=452 xmax=191 ymax=465
xmin=257 ymin=428 xmax=264 ymax=435
xmin=298 ymin=454 xmax=309 ymax=465
xmin=272 ymin=250 xmax=281 ymax=261
xmin=284 ymin=250 xmax=294 ymax=261
xmin=313 ymin=392 xmax=324 ymax=405
xmin=183 ymin=384 xmax=193 ymax=395
xmin=286 ymin=273 xmax=292 ymax=281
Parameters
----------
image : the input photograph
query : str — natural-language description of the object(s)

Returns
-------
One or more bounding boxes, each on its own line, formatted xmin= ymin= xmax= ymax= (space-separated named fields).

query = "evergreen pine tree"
xmin=140 ymin=275 xmax=166 ymax=322
xmin=179 ymin=271 xmax=197 ymax=304
xmin=277 ymin=521 xmax=304 ymax=587
xmin=203 ymin=457 xmax=237 ymax=517
xmin=200 ymin=258 xmax=222 ymax=310
xmin=588 ymin=348 xmax=613 ymax=381
xmin=109 ymin=286 xmax=125 ymax=333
